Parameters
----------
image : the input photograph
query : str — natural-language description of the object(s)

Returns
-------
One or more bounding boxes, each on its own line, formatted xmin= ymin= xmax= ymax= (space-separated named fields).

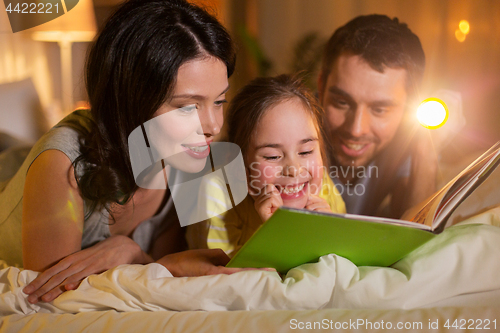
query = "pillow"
xmin=0 ymin=78 xmax=48 ymax=143
xmin=0 ymin=131 xmax=27 ymax=153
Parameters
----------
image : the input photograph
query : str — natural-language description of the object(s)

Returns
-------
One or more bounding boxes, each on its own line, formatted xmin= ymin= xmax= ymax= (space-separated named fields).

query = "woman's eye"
xmin=215 ymin=99 xmax=227 ymax=107
xmin=299 ymin=150 xmax=313 ymax=156
xmin=263 ymin=155 xmax=280 ymax=161
xmin=179 ymin=105 xmax=197 ymax=113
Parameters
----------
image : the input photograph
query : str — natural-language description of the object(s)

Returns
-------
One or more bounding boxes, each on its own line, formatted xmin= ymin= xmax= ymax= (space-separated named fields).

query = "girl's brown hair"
xmin=225 ymin=74 xmax=329 ymax=166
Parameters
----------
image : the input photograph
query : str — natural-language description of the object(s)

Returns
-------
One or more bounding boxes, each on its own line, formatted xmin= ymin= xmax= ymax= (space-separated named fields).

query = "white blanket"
xmin=2 ymin=208 xmax=500 ymax=315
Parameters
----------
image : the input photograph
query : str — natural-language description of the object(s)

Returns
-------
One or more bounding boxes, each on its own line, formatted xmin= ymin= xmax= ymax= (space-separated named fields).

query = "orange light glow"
xmin=459 ymin=20 xmax=470 ymax=35
xmin=455 ymin=29 xmax=466 ymax=42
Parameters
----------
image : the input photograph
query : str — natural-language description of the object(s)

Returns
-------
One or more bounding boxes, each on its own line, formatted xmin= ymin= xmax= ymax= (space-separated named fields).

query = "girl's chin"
xmin=282 ymin=196 xmax=309 ymax=210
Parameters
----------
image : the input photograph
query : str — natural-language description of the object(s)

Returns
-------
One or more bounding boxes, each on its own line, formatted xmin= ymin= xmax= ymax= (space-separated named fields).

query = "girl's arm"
xmin=22 ymin=150 xmax=151 ymax=303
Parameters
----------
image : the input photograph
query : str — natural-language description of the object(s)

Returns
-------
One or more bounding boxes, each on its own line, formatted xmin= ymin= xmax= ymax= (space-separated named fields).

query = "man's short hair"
xmin=319 ymin=14 xmax=425 ymax=98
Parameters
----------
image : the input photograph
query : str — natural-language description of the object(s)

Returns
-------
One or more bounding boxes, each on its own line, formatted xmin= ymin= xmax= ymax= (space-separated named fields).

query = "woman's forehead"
xmin=172 ymin=57 xmax=228 ymax=99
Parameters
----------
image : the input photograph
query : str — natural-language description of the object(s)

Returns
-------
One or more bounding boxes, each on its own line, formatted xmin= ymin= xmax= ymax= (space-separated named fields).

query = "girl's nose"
xmin=282 ymin=159 xmax=304 ymax=178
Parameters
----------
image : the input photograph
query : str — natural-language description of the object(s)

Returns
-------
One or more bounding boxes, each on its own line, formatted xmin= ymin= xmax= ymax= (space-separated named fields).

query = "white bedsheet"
xmin=1 ymin=207 xmax=500 ymax=316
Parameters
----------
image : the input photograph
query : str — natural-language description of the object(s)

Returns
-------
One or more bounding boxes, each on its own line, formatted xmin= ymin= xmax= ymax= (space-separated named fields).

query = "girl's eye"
xmin=299 ymin=150 xmax=313 ymax=156
xmin=215 ymin=99 xmax=227 ymax=107
xmin=263 ymin=155 xmax=280 ymax=161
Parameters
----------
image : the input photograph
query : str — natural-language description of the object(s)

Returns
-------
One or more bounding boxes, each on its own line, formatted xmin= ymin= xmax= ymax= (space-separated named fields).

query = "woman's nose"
xmin=198 ymin=107 xmax=223 ymax=138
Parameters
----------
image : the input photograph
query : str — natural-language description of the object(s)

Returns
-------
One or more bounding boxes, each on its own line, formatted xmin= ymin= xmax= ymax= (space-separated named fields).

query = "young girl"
xmin=187 ymin=74 xmax=346 ymax=255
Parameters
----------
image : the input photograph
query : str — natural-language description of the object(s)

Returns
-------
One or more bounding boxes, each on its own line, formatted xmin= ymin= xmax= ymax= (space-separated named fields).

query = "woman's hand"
xmin=250 ymin=184 xmax=283 ymax=222
xmin=305 ymin=194 xmax=332 ymax=213
xmin=156 ymin=248 xmax=271 ymax=277
xmin=23 ymin=235 xmax=152 ymax=304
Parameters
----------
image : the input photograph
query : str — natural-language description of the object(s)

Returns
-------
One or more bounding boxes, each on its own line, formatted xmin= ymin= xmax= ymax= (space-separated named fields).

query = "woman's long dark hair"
xmin=74 ymin=0 xmax=235 ymax=217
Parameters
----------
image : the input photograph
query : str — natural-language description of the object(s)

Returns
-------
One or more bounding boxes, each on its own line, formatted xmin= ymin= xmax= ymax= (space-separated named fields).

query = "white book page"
xmin=432 ymin=147 xmax=500 ymax=230
xmin=344 ymin=213 xmax=431 ymax=230
xmin=402 ymin=141 xmax=500 ymax=232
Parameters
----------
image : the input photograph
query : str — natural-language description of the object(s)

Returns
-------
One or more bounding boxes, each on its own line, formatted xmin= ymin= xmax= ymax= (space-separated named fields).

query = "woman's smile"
xmin=181 ymin=143 xmax=211 ymax=158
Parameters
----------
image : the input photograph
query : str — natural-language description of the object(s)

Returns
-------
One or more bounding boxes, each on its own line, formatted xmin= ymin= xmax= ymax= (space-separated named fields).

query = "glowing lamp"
xmin=459 ymin=20 xmax=470 ymax=35
xmin=416 ymin=98 xmax=449 ymax=129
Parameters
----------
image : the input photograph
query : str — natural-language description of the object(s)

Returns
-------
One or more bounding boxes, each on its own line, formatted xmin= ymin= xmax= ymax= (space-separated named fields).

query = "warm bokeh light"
xmin=455 ymin=29 xmax=466 ymax=42
xmin=459 ymin=20 xmax=470 ymax=34
xmin=416 ymin=98 xmax=449 ymax=129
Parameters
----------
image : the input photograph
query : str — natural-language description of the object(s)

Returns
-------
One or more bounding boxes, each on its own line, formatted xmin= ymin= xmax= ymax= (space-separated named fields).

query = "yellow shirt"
xmin=186 ymin=171 xmax=346 ymax=256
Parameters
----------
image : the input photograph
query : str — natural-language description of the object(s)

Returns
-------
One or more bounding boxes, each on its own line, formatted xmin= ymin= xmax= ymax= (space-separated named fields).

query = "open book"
xmin=404 ymin=140 xmax=500 ymax=232
xmin=227 ymin=141 xmax=500 ymax=272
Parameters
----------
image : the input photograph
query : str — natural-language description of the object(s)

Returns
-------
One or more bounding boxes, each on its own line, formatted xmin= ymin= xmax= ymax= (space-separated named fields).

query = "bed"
xmin=1 ymin=79 xmax=499 ymax=332
xmin=1 ymin=206 xmax=500 ymax=332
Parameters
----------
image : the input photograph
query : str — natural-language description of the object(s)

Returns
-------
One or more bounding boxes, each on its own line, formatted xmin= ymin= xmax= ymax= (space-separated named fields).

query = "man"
xmin=318 ymin=14 xmax=437 ymax=218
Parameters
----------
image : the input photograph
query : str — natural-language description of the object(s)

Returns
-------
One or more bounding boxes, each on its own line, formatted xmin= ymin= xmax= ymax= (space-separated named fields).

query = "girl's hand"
xmin=250 ymin=184 xmax=283 ymax=222
xmin=156 ymin=248 xmax=272 ymax=276
xmin=23 ymin=235 xmax=152 ymax=304
xmin=305 ymin=194 xmax=332 ymax=213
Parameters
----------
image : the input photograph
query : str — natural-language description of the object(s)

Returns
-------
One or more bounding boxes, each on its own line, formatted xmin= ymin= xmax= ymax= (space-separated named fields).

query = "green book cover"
xmin=227 ymin=141 xmax=500 ymax=273
xmin=227 ymin=208 xmax=435 ymax=272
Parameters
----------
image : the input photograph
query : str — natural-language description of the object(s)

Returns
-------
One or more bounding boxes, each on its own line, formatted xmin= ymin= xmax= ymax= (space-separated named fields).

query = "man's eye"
xmin=372 ymin=107 xmax=387 ymax=115
xmin=331 ymin=98 xmax=349 ymax=109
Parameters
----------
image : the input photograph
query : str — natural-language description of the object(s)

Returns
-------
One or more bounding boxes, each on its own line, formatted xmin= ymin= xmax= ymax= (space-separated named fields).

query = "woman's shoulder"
xmin=54 ymin=108 xmax=94 ymax=133
xmin=29 ymin=109 xmax=93 ymax=165
xmin=0 ymin=109 xmax=92 ymax=190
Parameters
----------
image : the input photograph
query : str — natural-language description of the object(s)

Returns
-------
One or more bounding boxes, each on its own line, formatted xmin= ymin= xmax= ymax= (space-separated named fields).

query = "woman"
xmin=0 ymin=0 xmax=249 ymax=304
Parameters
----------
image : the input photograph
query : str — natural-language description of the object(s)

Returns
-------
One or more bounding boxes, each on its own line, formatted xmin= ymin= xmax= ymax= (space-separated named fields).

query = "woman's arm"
xmin=22 ymin=150 xmax=84 ymax=271
xmin=22 ymin=151 xmax=265 ymax=302
xmin=22 ymin=150 xmax=152 ymax=303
